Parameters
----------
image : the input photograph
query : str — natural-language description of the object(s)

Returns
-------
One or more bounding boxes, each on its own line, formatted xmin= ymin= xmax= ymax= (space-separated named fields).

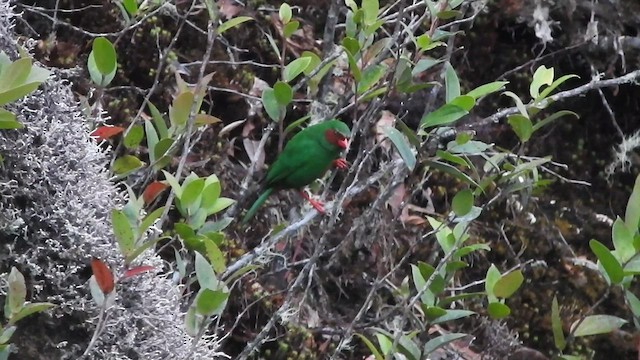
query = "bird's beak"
xmin=338 ymin=137 xmax=349 ymax=149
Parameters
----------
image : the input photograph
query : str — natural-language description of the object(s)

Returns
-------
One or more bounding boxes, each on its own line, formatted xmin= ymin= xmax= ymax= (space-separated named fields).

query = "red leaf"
xmin=90 ymin=126 xmax=124 ymax=141
xmin=143 ymin=181 xmax=168 ymax=204
xmin=91 ymin=258 xmax=115 ymax=294
xmin=123 ymin=265 xmax=155 ymax=279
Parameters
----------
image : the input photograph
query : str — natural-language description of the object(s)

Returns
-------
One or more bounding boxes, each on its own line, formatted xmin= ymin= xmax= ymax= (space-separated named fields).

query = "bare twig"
xmin=473 ymin=69 xmax=640 ymax=128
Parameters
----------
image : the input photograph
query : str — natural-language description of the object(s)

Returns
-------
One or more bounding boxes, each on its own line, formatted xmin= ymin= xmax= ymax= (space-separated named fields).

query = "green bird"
xmin=241 ymin=119 xmax=351 ymax=224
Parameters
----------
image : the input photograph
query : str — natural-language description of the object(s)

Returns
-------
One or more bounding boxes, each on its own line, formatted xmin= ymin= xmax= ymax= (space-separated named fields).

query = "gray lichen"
xmin=0 ymin=2 xmax=225 ymax=359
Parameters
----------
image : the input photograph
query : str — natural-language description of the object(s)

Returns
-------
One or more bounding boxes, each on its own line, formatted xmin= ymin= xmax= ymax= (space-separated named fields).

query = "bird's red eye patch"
xmin=325 ymin=129 xmax=348 ymax=149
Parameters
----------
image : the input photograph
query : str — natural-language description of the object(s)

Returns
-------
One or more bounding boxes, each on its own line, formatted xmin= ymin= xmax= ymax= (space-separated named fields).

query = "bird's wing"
xmin=264 ymin=133 xmax=316 ymax=187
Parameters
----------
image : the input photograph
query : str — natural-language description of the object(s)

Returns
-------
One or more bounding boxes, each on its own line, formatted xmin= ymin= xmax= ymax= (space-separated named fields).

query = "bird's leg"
xmin=299 ymin=190 xmax=325 ymax=213
xmin=332 ymin=158 xmax=349 ymax=169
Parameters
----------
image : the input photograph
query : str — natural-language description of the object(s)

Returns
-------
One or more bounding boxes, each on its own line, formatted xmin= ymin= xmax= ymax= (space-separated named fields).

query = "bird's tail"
xmin=241 ymin=188 xmax=274 ymax=225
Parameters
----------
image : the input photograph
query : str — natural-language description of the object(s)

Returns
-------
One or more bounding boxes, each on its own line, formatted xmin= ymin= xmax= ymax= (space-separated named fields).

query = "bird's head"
xmin=324 ymin=120 xmax=351 ymax=150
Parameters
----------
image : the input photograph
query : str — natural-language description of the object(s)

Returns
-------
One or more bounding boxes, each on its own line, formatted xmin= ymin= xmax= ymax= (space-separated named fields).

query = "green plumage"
xmin=241 ymin=119 xmax=350 ymax=224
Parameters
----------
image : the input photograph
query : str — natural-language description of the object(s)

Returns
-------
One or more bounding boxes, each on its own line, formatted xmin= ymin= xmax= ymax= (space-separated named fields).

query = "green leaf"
xmin=162 ymin=170 xmax=182 ymax=198
xmin=201 ymin=181 xmax=221 ymax=211
xmin=153 ymin=138 xmax=174 ymax=165
xmin=571 ymin=315 xmax=627 ymax=337
xmin=0 ymin=58 xmax=31 ymax=92
xmin=430 ymin=309 xmax=475 ymax=325
xmin=537 ymin=74 xmax=579 ymax=101
xmin=207 ymin=197 xmax=235 ymax=215
xmin=8 ymin=302 xmax=54 ymax=325
xmin=279 ymin=3 xmax=292 ymax=24
xmin=283 ymin=57 xmax=312 ymax=82
xmin=218 ymin=16 xmax=253 ymax=34
xmin=426 ymin=217 xmax=455 ymax=254
xmin=450 ymin=95 xmax=475 ymax=111
xmin=532 ymin=110 xmax=578 ymax=132
xmin=148 ymin=102 xmax=168 ymax=139
xmin=283 ymin=20 xmax=299 ymax=38
xmin=493 ymin=270 xmax=524 ymax=298
xmin=344 ymin=48 xmax=361 ymax=81
xmin=396 ymin=119 xmax=420 ymax=148
xmin=362 ymin=0 xmax=379 ymax=25
xmin=145 ymin=119 xmax=159 ymax=163
xmin=425 ymin=160 xmax=480 ymax=188
xmin=0 ymin=109 xmax=22 ymax=129
xmin=357 ymin=64 xmax=386 ymax=94
xmin=415 ymin=34 xmax=431 ymax=50
xmin=383 ymin=126 xmax=416 ymax=170
xmin=122 ymin=0 xmax=138 ymax=15
xmin=420 ymin=104 xmax=468 ymax=128
xmin=170 ymin=91 xmax=195 ymax=127
xmin=205 ymin=239 xmax=226 ymax=274
xmin=0 ymin=82 xmax=41 ymax=106
xmin=612 ymin=217 xmax=635 ymax=263
xmin=485 ymin=264 xmax=500 ymax=301
xmin=411 ymin=264 xmax=435 ymax=306
xmin=262 ymin=87 xmax=282 ymax=122
xmin=508 ymin=114 xmax=533 ymax=142
xmin=342 ymin=36 xmax=359 ymax=56
xmin=355 ymin=333 xmax=384 ymax=360
xmin=195 ymin=252 xmax=219 ymax=290
xmin=551 ymin=295 xmax=566 ymax=351
xmin=125 ymin=236 xmax=164 ymax=264
xmin=487 ymin=302 xmax=511 ymax=319
xmin=273 ymin=81 xmax=293 ymax=105
xmin=301 ymin=51 xmax=321 ymax=75
xmin=5 ymin=268 xmax=26 ymax=318
xmin=195 ymin=288 xmax=228 ymax=316
xmin=589 ymin=239 xmax=623 ymax=284
xmin=0 ymin=326 xmax=15 ymax=344
xmin=623 ymin=254 xmax=640 ymax=274
xmin=625 ymin=291 xmax=640 ymax=319
xmin=530 ymin=65 xmax=554 ymax=99
xmin=123 ymin=124 xmax=144 ymax=148
xmin=92 ymin=37 xmax=117 ymax=75
xmin=284 ymin=115 xmax=310 ymax=136
xmin=444 ymin=62 xmax=460 ymax=103
xmin=112 ymin=209 xmax=135 ymax=255
xmin=181 ymin=178 xmax=205 ymax=212
xmin=437 ymin=9 xmax=462 ymax=19
xmin=502 ymin=91 xmax=528 ymax=118
xmin=452 ymin=189 xmax=473 ymax=216
xmin=627 ymin=175 xmax=640 ymax=231
xmin=423 ymin=333 xmax=469 ymax=355
xmin=412 ymin=58 xmax=442 ymax=76
xmin=447 ymin=139 xmax=491 ymax=155
xmin=466 ymin=81 xmax=509 ymax=99
xmin=436 ymin=150 xmax=469 ymax=167
xmin=184 ymin=305 xmax=200 ymax=336
xmin=112 ymin=155 xmax=144 ymax=175
xmin=424 ymin=305 xmax=447 ymax=320
xmin=375 ymin=333 xmax=393 ymax=355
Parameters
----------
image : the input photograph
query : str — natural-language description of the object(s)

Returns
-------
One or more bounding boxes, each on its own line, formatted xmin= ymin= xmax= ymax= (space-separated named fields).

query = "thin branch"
xmin=473 ymin=69 xmax=640 ymax=128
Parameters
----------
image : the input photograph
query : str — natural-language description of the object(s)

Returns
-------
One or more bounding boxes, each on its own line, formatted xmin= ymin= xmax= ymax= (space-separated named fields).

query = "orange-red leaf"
xmin=91 ymin=258 xmax=115 ymax=294
xmin=123 ymin=265 xmax=155 ymax=279
xmin=90 ymin=126 xmax=124 ymax=141
xmin=143 ymin=181 xmax=168 ymax=204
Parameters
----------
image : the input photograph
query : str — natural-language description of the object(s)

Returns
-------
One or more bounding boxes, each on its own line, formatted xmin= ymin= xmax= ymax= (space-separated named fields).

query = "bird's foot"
xmin=333 ymin=158 xmax=349 ymax=169
xmin=299 ymin=191 xmax=325 ymax=213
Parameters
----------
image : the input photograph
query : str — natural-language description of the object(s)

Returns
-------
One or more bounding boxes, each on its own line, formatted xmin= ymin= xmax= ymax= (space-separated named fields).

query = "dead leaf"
xmin=375 ymin=110 xmax=396 ymax=150
xmin=247 ymin=77 xmax=269 ymax=116
xmin=386 ymin=183 xmax=405 ymax=216
xmin=220 ymin=119 xmax=247 ymax=137
xmin=243 ymin=138 xmax=265 ymax=169
xmin=242 ymin=119 xmax=256 ymax=137
xmin=218 ymin=0 xmax=242 ymax=19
